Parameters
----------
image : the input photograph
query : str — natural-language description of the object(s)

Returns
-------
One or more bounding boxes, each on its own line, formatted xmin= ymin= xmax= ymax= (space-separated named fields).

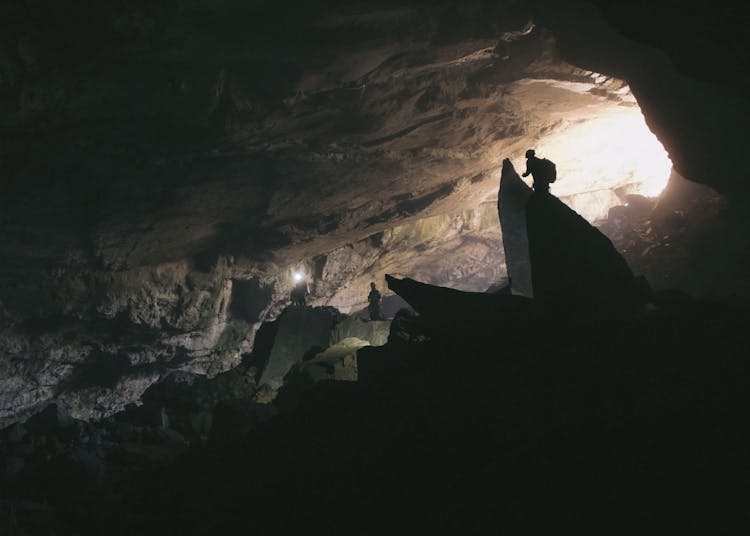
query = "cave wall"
xmin=534 ymin=0 xmax=750 ymax=197
xmin=1 ymin=0 xmax=748 ymax=425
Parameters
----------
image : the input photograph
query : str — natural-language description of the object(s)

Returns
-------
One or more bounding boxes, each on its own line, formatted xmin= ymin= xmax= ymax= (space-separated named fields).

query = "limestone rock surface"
xmin=1 ymin=0 xmax=748 ymax=424
xmin=498 ymin=158 xmax=534 ymax=297
xmin=257 ymin=307 xmax=340 ymax=393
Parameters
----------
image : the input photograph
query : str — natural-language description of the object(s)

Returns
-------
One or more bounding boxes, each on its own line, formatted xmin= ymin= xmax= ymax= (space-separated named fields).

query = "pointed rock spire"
xmin=498 ymin=159 xmax=534 ymax=298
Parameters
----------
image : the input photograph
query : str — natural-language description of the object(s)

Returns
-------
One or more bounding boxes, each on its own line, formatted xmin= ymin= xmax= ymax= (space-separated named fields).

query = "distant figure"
xmin=368 ymin=282 xmax=383 ymax=320
xmin=522 ymin=149 xmax=556 ymax=194
xmin=290 ymin=279 xmax=309 ymax=307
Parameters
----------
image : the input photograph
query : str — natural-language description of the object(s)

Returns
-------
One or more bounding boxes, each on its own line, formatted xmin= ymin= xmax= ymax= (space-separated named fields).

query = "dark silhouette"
xmin=385 ymin=273 xmax=536 ymax=333
xmin=367 ymin=282 xmax=383 ymax=320
xmin=290 ymin=279 xmax=309 ymax=307
xmin=522 ymin=149 xmax=556 ymax=194
xmin=525 ymin=186 xmax=643 ymax=312
xmin=500 ymin=157 xmax=643 ymax=311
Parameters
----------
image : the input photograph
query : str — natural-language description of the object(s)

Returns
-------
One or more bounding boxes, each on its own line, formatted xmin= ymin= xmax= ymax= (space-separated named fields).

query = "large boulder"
xmin=256 ymin=308 xmax=391 ymax=395
xmin=301 ymin=316 xmax=392 ymax=383
xmin=330 ymin=316 xmax=391 ymax=348
xmin=256 ymin=307 xmax=341 ymax=393
xmin=302 ymin=338 xmax=366 ymax=383
xmin=525 ymin=187 xmax=643 ymax=310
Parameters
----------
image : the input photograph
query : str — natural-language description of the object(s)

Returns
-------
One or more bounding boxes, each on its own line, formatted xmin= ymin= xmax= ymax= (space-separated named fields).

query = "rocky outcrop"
xmin=498 ymin=158 xmax=534 ymax=297
xmin=534 ymin=1 xmax=750 ymax=198
xmin=6 ymin=278 xmax=746 ymax=534
xmin=0 ymin=260 xmax=261 ymax=427
xmin=1 ymin=0 xmax=748 ymax=425
xmin=525 ymin=180 xmax=644 ymax=311
xmin=256 ymin=307 xmax=391 ymax=398
xmin=600 ymin=171 xmax=750 ymax=298
xmin=2 ymin=1 xmax=749 ymax=530
xmin=330 ymin=316 xmax=391 ymax=348
xmin=301 ymin=316 xmax=392 ymax=383
xmin=256 ymin=307 xmax=341 ymax=394
xmin=385 ymin=274 xmax=537 ymax=337
xmin=303 ymin=339 xmax=365 ymax=383
xmin=390 ymin=168 xmax=645 ymax=314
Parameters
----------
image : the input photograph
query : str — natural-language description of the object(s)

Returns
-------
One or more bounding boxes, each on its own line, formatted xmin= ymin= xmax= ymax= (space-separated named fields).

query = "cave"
xmin=1 ymin=0 xmax=749 ymax=533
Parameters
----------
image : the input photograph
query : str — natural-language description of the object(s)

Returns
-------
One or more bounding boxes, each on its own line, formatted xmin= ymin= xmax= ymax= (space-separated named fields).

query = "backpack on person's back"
xmin=536 ymin=158 xmax=557 ymax=183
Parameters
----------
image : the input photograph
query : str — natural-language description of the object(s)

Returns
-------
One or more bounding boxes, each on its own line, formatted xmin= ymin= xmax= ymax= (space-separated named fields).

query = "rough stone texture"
xmin=303 ymin=338 xmax=367 ymax=383
xmin=534 ymin=0 xmax=750 ymax=197
xmin=297 ymin=316 xmax=392 ymax=383
xmin=498 ymin=158 xmax=533 ymax=297
xmin=257 ymin=306 xmax=340 ymax=393
xmin=0 ymin=261 xmax=260 ymax=425
xmin=601 ymin=171 xmax=749 ymax=297
xmin=256 ymin=309 xmax=390 ymax=395
xmin=1 ymin=2 xmax=749 ymax=531
xmin=1 ymin=0 xmax=748 ymax=424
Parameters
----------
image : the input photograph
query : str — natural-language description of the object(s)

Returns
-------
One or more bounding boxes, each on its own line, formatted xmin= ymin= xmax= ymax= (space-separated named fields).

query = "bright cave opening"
xmin=510 ymin=85 xmax=673 ymax=223
xmin=537 ymin=107 xmax=672 ymax=200
xmin=312 ymin=79 xmax=676 ymax=313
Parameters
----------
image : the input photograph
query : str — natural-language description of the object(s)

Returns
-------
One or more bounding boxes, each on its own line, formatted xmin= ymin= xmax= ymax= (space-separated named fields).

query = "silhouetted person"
xmin=290 ymin=279 xmax=309 ymax=307
xmin=522 ymin=149 xmax=556 ymax=194
xmin=368 ymin=282 xmax=383 ymax=320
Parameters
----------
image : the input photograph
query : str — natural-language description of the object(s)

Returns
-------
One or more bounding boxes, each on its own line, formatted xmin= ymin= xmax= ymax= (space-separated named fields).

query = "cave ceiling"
xmin=1 ymin=0 xmax=748 ymax=425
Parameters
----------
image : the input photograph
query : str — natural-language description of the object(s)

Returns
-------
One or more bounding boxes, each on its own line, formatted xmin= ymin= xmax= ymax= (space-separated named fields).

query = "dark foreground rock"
xmin=526 ymin=191 xmax=646 ymax=310
xmin=497 ymin=158 xmax=648 ymax=311
xmin=3 ymin=283 xmax=748 ymax=534
xmin=138 ymin=291 xmax=750 ymax=533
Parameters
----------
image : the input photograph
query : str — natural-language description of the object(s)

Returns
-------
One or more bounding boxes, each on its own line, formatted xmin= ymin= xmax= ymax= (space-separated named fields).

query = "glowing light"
xmin=534 ymin=108 xmax=672 ymax=200
xmin=293 ymin=272 xmax=304 ymax=283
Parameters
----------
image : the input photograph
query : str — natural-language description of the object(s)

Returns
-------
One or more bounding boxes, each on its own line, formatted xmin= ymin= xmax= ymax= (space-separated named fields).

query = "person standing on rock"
xmin=368 ymin=282 xmax=384 ymax=320
xmin=522 ymin=149 xmax=556 ymax=194
xmin=290 ymin=274 xmax=309 ymax=307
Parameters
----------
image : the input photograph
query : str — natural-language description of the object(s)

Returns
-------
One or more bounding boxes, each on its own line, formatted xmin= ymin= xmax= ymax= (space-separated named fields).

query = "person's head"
xmin=525 ymin=149 xmax=535 ymax=159
xmin=370 ymin=282 xmax=377 ymax=289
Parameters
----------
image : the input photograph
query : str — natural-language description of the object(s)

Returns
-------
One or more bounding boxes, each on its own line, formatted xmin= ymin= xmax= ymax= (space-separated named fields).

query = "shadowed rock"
xmin=4 ymin=1 xmax=748 ymax=428
xmin=257 ymin=307 xmax=340 ymax=393
xmin=387 ymin=159 xmax=644 ymax=318
xmin=498 ymin=158 xmax=534 ymax=297
xmin=526 ymin=191 xmax=642 ymax=310
xmin=329 ymin=316 xmax=391 ymax=348
xmin=385 ymin=274 xmax=537 ymax=333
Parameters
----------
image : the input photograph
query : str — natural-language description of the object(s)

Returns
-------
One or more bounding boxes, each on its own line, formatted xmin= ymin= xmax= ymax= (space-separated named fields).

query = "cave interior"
xmin=1 ymin=0 xmax=749 ymax=533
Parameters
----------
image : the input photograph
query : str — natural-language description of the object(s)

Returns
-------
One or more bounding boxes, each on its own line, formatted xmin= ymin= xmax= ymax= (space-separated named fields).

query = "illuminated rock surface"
xmin=256 ymin=308 xmax=389 ymax=396
xmin=0 ymin=0 xmax=747 ymax=426
xmin=1 ymin=2 xmax=750 ymax=531
xmin=498 ymin=158 xmax=534 ymax=297
xmin=4 ymin=273 xmax=746 ymax=534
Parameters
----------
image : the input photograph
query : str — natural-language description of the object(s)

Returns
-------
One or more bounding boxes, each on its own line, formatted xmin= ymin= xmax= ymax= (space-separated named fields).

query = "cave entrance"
xmin=503 ymin=79 xmax=673 ymax=222
xmin=534 ymin=106 xmax=672 ymax=224
xmin=321 ymin=75 xmax=675 ymax=313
